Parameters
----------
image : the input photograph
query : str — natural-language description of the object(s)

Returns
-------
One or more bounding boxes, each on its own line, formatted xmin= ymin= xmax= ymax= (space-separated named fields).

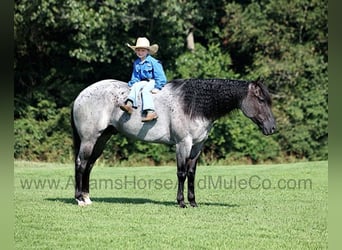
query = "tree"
xmin=14 ymin=0 xmax=328 ymax=163
xmin=219 ymin=0 xmax=328 ymax=160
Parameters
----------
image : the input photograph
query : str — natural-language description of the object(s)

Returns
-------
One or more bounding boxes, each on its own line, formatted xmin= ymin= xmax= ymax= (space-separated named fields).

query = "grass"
xmin=14 ymin=161 xmax=327 ymax=249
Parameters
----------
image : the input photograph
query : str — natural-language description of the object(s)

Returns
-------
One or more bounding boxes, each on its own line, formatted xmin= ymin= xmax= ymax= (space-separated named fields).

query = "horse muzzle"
xmin=261 ymin=119 xmax=276 ymax=135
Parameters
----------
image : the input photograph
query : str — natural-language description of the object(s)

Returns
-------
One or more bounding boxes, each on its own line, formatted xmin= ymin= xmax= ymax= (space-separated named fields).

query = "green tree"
xmin=14 ymin=0 xmax=328 ymax=164
xmin=220 ymin=0 xmax=328 ymax=160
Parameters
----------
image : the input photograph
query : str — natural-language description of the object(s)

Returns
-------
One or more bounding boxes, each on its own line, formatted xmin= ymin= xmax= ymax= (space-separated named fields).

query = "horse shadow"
xmin=45 ymin=197 xmax=239 ymax=208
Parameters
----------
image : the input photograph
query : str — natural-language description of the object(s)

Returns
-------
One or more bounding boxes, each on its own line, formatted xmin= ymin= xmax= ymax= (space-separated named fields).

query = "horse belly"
xmin=113 ymin=117 xmax=173 ymax=144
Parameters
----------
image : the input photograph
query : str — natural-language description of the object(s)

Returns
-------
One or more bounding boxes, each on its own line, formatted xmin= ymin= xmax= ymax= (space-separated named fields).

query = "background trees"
xmin=14 ymin=0 xmax=328 ymax=165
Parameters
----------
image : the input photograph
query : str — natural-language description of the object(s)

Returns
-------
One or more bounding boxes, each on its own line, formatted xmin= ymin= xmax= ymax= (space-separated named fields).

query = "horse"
xmin=71 ymin=78 xmax=276 ymax=207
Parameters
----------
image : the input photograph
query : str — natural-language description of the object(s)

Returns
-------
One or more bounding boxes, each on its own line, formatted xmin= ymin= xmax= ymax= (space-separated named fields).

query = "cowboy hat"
xmin=127 ymin=37 xmax=159 ymax=55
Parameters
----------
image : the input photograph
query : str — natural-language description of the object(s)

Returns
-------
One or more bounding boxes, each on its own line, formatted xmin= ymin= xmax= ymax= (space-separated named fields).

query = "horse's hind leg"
xmin=75 ymin=140 xmax=95 ymax=206
xmin=79 ymin=160 xmax=95 ymax=205
xmin=75 ymin=126 xmax=116 ymax=206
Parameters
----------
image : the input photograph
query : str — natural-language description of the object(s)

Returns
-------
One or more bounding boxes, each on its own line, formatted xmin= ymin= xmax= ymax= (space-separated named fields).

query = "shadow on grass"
xmin=45 ymin=197 xmax=238 ymax=208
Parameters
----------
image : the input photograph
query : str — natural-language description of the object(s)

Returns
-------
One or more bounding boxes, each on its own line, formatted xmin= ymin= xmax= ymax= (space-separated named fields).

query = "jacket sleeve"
xmin=152 ymin=59 xmax=167 ymax=90
xmin=128 ymin=61 xmax=140 ymax=87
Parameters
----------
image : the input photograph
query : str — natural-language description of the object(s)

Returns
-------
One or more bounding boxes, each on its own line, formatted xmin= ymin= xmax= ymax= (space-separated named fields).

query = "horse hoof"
xmin=75 ymin=198 xmax=92 ymax=206
xmin=190 ymin=202 xmax=198 ymax=207
xmin=179 ymin=203 xmax=187 ymax=208
xmin=83 ymin=197 xmax=92 ymax=205
xmin=76 ymin=199 xmax=86 ymax=206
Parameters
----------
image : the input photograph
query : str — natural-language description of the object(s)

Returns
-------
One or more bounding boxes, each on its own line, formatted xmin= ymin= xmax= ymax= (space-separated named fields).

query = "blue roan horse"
xmin=71 ymin=78 xmax=276 ymax=207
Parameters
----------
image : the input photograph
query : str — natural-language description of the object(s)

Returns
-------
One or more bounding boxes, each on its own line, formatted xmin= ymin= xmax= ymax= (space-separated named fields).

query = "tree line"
xmin=14 ymin=0 xmax=327 ymax=165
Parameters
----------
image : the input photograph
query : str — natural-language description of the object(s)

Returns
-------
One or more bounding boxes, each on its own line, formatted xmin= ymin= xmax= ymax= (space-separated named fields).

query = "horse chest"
xmin=190 ymin=123 xmax=212 ymax=143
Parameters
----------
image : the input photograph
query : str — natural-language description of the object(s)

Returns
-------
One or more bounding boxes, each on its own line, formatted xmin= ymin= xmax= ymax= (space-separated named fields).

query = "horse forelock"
xmin=169 ymin=79 xmax=250 ymax=120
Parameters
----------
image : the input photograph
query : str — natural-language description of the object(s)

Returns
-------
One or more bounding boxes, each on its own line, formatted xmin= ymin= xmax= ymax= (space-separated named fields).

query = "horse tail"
xmin=70 ymin=101 xmax=81 ymax=159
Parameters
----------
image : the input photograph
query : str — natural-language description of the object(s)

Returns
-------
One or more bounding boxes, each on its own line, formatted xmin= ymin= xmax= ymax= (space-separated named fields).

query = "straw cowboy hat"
xmin=127 ymin=37 xmax=159 ymax=55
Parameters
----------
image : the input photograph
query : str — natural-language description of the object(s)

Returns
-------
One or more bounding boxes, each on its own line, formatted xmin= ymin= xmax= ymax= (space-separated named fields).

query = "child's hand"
xmin=151 ymin=88 xmax=160 ymax=94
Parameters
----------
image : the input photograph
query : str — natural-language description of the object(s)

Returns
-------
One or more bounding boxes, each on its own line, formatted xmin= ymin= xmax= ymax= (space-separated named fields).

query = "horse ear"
xmin=255 ymin=77 xmax=265 ymax=84
xmin=249 ymin=82 xmax=263 ymax=98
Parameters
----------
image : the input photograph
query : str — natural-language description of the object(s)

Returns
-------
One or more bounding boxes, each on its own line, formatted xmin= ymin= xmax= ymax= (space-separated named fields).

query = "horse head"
xmin=240 ymin=80 xmax=276 ymax=135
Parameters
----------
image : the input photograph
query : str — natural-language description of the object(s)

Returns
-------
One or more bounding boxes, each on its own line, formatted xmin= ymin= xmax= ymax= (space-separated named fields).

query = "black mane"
xmin=170 ymin=79 xmax=251 ymax=120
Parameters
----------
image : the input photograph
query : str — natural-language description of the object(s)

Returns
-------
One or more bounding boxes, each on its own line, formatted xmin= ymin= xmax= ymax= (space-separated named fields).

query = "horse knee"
xmin=75 ymin=157 xmax=81 ymax=169
xmin=75 ymin=158 xmax=87 ymax=173
xmin=177 ymin=171 xmax=187 ymax=182
xmin=80 ymin=142 xmax=94 ymax=158
xmin=188 ymin=170 xmax=196 ymax=179
xmin=76 ymin=142 xmax=95 ymax=171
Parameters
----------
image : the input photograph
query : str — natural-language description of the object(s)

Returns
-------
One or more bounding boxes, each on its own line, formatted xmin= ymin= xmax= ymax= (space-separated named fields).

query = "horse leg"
xmin=77 ymin=126 xmax=116 ymax=206
xmin=80 ymin=162 xmax=94 ymax=205
xmin=75 ymin=141 xmax=95 ymax=206
xmin=176 ymin=139 xmax=192 ymax=208
xmin=187 ymin=145 xmax=202 ymax=207
xmin=176 ymin=164 xmax=187 ymax=208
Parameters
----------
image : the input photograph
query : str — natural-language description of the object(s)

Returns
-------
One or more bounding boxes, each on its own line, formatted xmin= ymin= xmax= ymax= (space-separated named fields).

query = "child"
xmin=120 ymin=37 xmax=167 ymax=122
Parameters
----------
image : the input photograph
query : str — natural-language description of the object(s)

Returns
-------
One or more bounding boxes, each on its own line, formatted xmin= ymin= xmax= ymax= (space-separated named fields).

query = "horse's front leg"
xmin=176 ymin=167 xmax=187 ymax=208
xmin=187 ymin=158 xmax=198 ymax=207
xmin=187 ymin=146 xmax=202 ymax=207
xmin=176 ymin=140 xmax=192 ymax=208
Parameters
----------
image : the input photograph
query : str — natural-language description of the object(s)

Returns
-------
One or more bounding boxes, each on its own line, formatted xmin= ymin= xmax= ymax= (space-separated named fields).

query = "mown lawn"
xmin=14 ymin=161 xmax=327 ymax=249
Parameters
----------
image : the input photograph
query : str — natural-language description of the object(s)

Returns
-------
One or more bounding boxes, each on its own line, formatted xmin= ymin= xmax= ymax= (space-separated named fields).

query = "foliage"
xmin=14 ymin=0 xmax=328 ymax=164
xmin=220 ymin=0 xmax=328 ymax=160
xmin=14 ymin=101 xmax=73 ymax=162
xmin=204 ymin=112 xmax=281 ymax=164
xmin=170 ymin=43 xmax=238 ymax=79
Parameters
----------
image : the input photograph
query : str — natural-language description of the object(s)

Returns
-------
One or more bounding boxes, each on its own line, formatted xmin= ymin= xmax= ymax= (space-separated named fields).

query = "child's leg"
xmin=141 ymin=80 xmax=156 ymax=111
xmin=127 ymin=81 xmax=146 ymax=107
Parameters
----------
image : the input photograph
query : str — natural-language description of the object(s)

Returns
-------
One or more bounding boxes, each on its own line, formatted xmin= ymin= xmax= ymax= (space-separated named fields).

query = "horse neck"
xmin=180 ymin=79 xmax=248 ymax=120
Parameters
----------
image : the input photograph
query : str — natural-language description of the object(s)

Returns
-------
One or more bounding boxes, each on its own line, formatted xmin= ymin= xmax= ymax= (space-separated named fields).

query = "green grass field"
xmin=14 ymin=161 xmax=327 ymax=249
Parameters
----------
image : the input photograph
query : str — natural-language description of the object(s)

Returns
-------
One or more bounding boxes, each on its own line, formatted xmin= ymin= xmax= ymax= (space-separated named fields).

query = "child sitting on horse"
xmin=120 ymin=37 xmax=167 ymax=122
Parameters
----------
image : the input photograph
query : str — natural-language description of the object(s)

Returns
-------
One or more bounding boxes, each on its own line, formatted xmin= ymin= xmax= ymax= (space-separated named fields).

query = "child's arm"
xmin=128 ymin=61 xmax=140 ymax=87
xmin=152 ymin=60 xmax=167 ymax=90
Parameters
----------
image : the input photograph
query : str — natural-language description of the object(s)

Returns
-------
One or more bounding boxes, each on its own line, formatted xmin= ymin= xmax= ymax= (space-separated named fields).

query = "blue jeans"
xmin=127 ymin=80 xmax=156 ymax=111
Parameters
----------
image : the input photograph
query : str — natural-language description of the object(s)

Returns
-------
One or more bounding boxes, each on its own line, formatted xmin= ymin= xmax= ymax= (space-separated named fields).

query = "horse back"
xmin=72 ymin=79 xmax=174 ymax=143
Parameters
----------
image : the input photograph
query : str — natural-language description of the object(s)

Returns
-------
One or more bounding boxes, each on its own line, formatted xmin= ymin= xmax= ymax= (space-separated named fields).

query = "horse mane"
xmin=169 ymin=78 xmax=271 ymax=120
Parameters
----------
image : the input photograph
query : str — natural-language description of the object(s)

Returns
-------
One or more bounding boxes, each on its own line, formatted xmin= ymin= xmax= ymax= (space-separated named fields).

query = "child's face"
xmin=135 ymin=48 xmax=149 ymax=59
